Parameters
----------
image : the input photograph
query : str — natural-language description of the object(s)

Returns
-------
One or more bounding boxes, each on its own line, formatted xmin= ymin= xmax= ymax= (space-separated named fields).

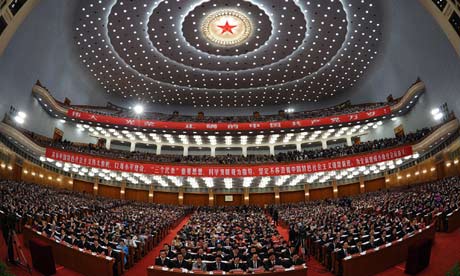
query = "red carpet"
xmin=123 ymin=214 xmax=191 ymax=276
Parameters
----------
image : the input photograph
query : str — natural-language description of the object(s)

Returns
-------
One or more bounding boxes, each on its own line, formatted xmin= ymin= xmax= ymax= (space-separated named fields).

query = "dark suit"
xmin=228 ymin=262 xmax=247 ymax=271
xmin=91 ymin=244 xmax=105 ymax=254
xmin=247 ymin=260 xmax=263 ymax=270
xmin=155 ymin=257 xmax=171 ymax=268
xmin=283 ymin=258 xmax=305 ymax=268
xmin=77 ymin=240 xmax=90 ymax=250
xmin=264 ymin=259 xmax=283 ymax=271
xmin=172 ymin=259 xmax=190 ymax=270
xmin=209 ymin=261 xmax=228 ymax=272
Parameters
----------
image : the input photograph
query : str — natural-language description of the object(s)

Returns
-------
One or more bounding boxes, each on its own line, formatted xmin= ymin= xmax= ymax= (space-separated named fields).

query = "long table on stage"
xmin=23 ymin=226 xmax=115 ymax=276
xmin=341 ymin=224 xmax=436 ymax=276
xmin=147 ymin=265 xmax=308 ymax=276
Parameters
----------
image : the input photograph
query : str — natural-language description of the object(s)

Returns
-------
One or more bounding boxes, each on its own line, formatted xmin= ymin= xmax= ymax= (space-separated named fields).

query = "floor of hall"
xmin=1 ymin=216 xmax=459 ymax=276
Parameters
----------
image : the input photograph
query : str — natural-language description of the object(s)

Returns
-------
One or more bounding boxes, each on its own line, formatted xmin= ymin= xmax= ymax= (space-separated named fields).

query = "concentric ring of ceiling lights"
xmin=74 ymin=0 xmax=382 ymax=107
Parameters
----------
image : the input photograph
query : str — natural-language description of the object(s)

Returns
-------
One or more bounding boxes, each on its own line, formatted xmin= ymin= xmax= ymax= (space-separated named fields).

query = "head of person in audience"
xmin=252 ymin=253 xmax=259 ymax=262
xmin=234 ymin=256 xmax=241 ymax=264
xmin=177 ymin=253 xmax=184 ymax=263
xmin=180 ymin=247 xmax=187 ymax=257
xmin=268 ymin=253 xmax=276 ymax=262
xmin=215 ymin=255 xmax=223 ymax=264
xmin=197 ymin=248 xmax=205 ymax=255
xmin=163 ymin=244 xmax=170 ymax=251
xmin=196 ymin=256 xmax=203 ymax=265
xmin=159 ymin=250 xmax=167 ymax=260
xmin=343 ymin=242 xmax=349 ymax=251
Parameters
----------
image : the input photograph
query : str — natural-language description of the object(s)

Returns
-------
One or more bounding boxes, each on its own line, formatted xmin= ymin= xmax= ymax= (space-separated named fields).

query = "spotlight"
xmin=133 ymin=105 xmax=144 ymax=115
xmin=13 ymin=111 xmax=26 ymax=124
xmin=431 ymin=108 xmax=440 ymax=116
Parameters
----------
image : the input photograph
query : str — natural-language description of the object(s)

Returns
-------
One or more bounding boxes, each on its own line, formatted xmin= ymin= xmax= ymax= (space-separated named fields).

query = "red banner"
xmin=66 ymin=106 xmax=391 ymax=131
xmin=45 ymin=146 xmax=412 ymax=178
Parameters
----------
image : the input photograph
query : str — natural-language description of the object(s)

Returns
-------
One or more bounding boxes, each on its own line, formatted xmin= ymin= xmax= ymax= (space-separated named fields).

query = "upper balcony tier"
xmin=32 ymin=79 xmax=425 ymax=133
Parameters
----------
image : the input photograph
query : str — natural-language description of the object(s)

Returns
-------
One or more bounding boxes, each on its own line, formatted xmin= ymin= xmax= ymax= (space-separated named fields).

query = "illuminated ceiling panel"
xmin=74 ymin=0 xmax=383 ymax=107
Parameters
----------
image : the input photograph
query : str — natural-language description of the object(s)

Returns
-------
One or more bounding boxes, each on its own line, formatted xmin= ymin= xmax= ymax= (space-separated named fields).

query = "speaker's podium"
xmin=29 ymin=238 xmax=56 ymax=276
xmin=405 ymin=238 xmax=433 ymax=275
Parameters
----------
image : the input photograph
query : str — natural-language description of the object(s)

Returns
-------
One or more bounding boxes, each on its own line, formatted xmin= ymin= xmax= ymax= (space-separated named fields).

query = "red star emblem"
xmin=217 ymin=20 xmax=237 ymax=34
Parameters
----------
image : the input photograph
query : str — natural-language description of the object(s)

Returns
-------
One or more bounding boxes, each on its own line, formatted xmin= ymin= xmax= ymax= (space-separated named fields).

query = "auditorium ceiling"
xmin=74 ymin=0 xmax=383 ymax=108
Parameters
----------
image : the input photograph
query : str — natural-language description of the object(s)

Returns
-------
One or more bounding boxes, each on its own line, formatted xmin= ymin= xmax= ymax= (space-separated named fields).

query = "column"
xmin=120 ymin=180 xmax=126 ymax=200
xmin=209 ymin=189 xmax=215 ymax=206
xmin=156 ymin=145 xmax=162 ymax=155
xmin=148 ymin=185 xmax=154 ymax=203
xmin=332 ymin=180 xmax=338 ymax=198
xmin=346 ymin=136 xmax=353 ymax=146
xmin=384 ymin=171 xmax=390 ymax=189
xmin=296 ymin=143 xmax=302 ymax=152
xmin=242 ymin=147 xmax=248 ymax=157
xmin=269 ymin=145 xmax=275 ymax=156
xmin=321 ymin=140 xmax=328 ymax=150
xmin=274 ymin=187 xmax=280 ymax=204
xmin=244 ymin=188 xmax=250 ymax=205
xmin=178 ymin=188 xmax=184 ymax=205
xmin=93 ymin=177 xmax=99 ymax=196
xmin=304 ymin=184 xmax=310 ymax=201
xmin=359 ymin=176 xmax=365 ymax=193
xmin=105 ymin=138 xmax=111 ymax=150
xmin=130 ymin=142 xmax=136 ymax=152
xmin=183 ymin=146 xmax=189 ymax=157
xmin=211 ymin=147 xmax=216 ymax=157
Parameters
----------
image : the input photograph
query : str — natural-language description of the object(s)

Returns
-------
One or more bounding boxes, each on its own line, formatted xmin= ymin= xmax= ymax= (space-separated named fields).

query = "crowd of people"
xmin=23 ymin=125 xmax=432 ymax=165
xmin=155 ymin=206 xmax=305 ymax=272
xmin=276 ymin=177 xmax=460 ymax=273
xmin=0 ymin=180 xmax=190 ymax=274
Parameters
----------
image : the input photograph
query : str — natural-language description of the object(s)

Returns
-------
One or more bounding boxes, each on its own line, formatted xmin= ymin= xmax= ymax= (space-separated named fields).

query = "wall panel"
xmin=249 ymin=193 xmax=275 ymax=206
xmin=125 ymin=188 xmax=149 ymax=202
xmin=215 ymin=194 xmax=243 ymax=206
xmin=73 ymin=179 xmax=94 ymax=195
xmin=309 ymin=187 xmax=333 ymax=201
xmin=338 ymin=183 xmax=360 ymax=198
xmin=183 ymin=193 xmax=209 ymax=206
xmin=154 ymin=192 xmax=179 ymax=205
xmin=98 ymin=184 xmax=120 ymax=199
xmin=280 ymin=191 xmax=305 ymax=204
xmin=365 ymin=178 xmax=386 ymax=192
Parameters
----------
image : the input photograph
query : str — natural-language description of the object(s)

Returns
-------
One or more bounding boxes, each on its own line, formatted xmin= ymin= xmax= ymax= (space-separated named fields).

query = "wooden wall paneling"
xmin=365 ymin=178 xmax=386 ymax=193
xmin=215 ymin=194 xmax=243 ymax=206
xmin=337 ymin=183 xmax=360 ymax=198
xmin=183 ymin=193 xmax=209 ymax=206
xmin=309 ymin=187 xmax=333 ymax=201
xmin=280 ymin=191 xmax=305 ymax=204
xmin=125 ymin=188 xmax=149 ymax=202
xmin=154 ymin=192 xmax=179 ymax=205
xmin=249 ymin=193 xmax=275 ymax=206
xmin=97 ymin=184 xmax=121 ymax=199
xmin=73 ymin=179 xmax=94 ymax=195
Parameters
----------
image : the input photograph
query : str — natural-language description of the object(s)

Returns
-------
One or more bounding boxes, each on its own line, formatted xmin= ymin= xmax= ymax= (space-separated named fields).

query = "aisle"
xmin=274 ymin=222 xmax=333 ymax=276
xmin=124 ymin=214 xmax=191 ymax=276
